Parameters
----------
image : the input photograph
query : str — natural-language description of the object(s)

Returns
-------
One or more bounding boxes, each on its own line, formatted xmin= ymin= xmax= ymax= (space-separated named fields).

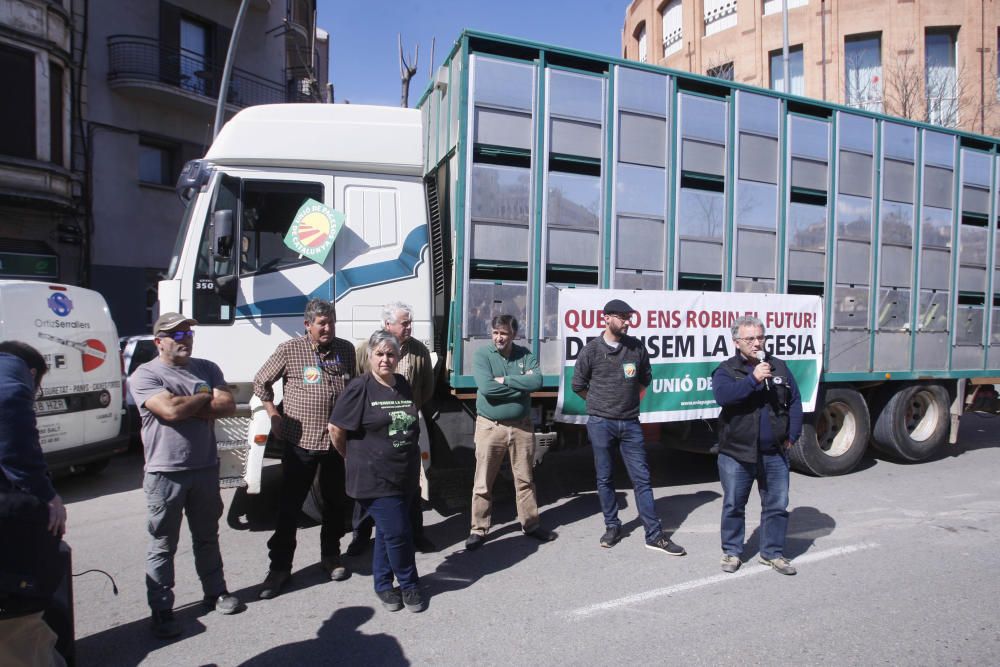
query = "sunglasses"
xmin=158 ymin=330 xmax=194 ymax=341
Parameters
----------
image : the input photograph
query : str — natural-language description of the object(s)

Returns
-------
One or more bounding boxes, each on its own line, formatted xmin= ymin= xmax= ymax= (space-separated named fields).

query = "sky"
xmin=318 ymin=1 xmax=630 ymax=106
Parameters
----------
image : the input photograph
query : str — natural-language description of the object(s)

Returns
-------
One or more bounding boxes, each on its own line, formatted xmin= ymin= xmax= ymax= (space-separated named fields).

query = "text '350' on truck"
xmin=159 ymin=30 xmax=1000 ymax=495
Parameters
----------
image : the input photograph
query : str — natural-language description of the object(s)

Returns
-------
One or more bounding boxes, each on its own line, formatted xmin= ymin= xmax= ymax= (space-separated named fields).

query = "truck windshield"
xmin=165 ymin=195 xmax=199 ymax=280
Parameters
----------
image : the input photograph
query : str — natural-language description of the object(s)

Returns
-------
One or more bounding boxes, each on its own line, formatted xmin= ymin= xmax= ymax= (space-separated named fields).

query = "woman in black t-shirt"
xmin=328 ymin=330 xmax=424 ymax=613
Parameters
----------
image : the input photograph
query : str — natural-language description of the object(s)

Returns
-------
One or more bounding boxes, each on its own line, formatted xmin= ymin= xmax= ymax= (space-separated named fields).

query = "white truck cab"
xmin=159 ymin=104 xmax=434 ymax=489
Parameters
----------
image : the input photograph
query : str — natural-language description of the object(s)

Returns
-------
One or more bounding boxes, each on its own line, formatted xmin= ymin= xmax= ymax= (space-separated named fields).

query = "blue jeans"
xmin=718 ymin=451 xmax=790 ymax=560
xmin=359 ymin=495 xmax=419 ymax=592
xmin=586 ymin=416 xmax=663 ymax=543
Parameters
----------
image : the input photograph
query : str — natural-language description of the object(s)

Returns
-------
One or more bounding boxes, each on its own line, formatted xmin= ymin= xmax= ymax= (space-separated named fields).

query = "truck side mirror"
xmin=212 ymin=210 xmax=234 ymax=261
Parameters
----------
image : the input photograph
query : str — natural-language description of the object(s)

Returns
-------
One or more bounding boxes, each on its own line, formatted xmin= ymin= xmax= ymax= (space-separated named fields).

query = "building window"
xmin=661 ymin=0 xmax=682 ymax=58
xmin=770 ymin=46 xmax=804 ymax=96
xmin=704 ymin=0 xmax=737 ymax=37
xmin=0 ymin=43 xmax=36 ymax=159
xmin=180 ymin=16 xmax=210 ymax=94
xmin=925 ymin=27 xmax=958 ymax=127
xmin=635 ymin=22 xmax=648 ymax=63
xmin=707 ymin=62 xmax=734 ymax=81
xmin=845 ymin=34 xmax=882 ymax=113
xmin=50 ymin=62 xmax=65 ymax=167
xmin=138 ymin=139 xmax=177 ymax=185
xmin=763 ymin=0 xmax=808 ymax=16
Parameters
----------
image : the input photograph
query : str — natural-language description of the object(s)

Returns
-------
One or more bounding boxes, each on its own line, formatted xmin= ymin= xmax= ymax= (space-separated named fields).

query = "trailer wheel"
xmin=871 ymin=383 xmax=950 ymax=462
xmin=789 ymin=388 xmax=870 ymax=476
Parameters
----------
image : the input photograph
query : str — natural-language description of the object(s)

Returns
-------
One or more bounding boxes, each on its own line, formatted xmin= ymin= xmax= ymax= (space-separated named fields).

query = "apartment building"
xmin=0 ymin=0 xmax=80 ymax=286
xmin=0 ymin=0 xmax=328 ymax=335
xmin=622 ymin=0 xmax=1000 ymax=135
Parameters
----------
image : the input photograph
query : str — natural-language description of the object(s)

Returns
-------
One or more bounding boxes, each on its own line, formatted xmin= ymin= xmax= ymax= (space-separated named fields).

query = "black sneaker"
xmin=321 ymin=554 xmax=351 ymax=581
xmin=524 ymin=526 xmax=558 ymax=542
xmin=600 ymin=525 xmax=621 ymax=548
xmin=376 ymin=588 xmax=403 ymax=612
xmin=402 ymin=588 xmax=427 ymax=613
xmin=465 ymin=533 xmax=485 ymax=551
xmin=345 ymin=530 xmax=372 ymax=557
xmin=645 ymin=535 xmax=686 ymax=556
xmin=150 ymin=609 xmax=181 ymax=639
xmin=203 ymin=592 xmax=243 ymax=615
xmin=258 ymin=569 xmax=291 ymax=600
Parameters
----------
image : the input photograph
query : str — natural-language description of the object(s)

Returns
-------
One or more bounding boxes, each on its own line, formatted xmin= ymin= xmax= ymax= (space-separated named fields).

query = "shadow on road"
xmin=742 ymin=505 xmax=836 ymax=560
xmin=237 ymin=606 xmax=408 ymax=666
xmin=75 ymin=598 xmax=212 ymax=665
xmin=55 ymin=450 xmax=144 ymax=503
xmin=421 ymin=493 xmax=595 ymax=597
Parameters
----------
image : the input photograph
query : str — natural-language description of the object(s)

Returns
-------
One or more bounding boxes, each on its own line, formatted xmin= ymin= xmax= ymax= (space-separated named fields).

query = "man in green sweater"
xmin=465 ymin=315 xmax=557 ymax=550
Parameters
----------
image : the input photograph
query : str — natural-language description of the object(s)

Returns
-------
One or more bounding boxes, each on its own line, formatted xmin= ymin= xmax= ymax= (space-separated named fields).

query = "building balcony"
xmin=0 ymin=154 xmax=76 ymax=211
xmin=107 ymin=35 xmax=306 ymax=113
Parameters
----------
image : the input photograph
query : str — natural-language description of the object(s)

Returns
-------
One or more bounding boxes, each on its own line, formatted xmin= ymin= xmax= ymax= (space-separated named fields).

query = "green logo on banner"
xmin=282 ymin=198 xmax=344 ymax=265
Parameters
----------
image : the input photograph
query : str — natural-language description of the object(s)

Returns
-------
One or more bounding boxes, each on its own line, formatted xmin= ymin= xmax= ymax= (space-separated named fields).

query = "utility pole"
xmin=214 ymin=0 xmax=250 ymax=139
xmin=782 ymin=0 xmax=790 ymax=94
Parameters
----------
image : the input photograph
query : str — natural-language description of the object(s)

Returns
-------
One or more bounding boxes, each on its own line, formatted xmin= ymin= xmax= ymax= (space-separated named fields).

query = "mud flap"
xmin=244 ymin=395 xmax=272 ymax=494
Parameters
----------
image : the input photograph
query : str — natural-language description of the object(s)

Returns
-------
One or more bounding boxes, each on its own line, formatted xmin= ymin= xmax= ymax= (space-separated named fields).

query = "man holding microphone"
xmin=711 ymin=316 xmax=802 ymax=575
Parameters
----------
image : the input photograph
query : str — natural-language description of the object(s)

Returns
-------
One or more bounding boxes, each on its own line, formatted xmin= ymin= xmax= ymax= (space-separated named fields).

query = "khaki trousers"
xmin=0 ymin=612 xmax=65 ymax=667
xmin=470 ymin=415 xmax=539 ymax=535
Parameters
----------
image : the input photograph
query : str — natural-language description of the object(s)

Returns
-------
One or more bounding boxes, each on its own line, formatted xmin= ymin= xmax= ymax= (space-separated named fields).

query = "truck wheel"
xmin=871 ymin=383 xmax=949 ymax=462
xmin=789 ymin=388 xmax=870 ymax=476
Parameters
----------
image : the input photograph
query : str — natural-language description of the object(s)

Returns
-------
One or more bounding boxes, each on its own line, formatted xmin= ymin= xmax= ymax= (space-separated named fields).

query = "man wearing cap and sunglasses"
xmin=129 ymin=312 xmax=240 ymax=638
xmin=571 ymin=299 xmax=686 ymax=556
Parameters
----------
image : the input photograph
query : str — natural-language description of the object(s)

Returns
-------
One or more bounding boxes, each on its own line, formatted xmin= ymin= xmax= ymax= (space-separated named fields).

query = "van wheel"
xmin=81 ymin=458 xmax=111 ymax=475
xmin=871 ymin=383 xmax=950 ymax=462
xmin=789 ymin=388 xmax=870 ymax=476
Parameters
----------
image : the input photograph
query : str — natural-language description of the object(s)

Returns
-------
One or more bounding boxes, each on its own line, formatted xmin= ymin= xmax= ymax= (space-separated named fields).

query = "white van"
xmin=0 ymin=280 xmax=128 ymax=471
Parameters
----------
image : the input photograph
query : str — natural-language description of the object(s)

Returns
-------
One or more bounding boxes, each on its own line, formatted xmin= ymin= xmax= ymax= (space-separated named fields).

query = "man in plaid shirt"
xmin=253 ymin=299 xmax=356 ymax=599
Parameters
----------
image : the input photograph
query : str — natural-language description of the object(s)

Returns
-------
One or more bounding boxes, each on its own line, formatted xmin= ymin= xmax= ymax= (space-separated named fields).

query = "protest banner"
xmin=555 ymin=289 xmax=823 ymax=423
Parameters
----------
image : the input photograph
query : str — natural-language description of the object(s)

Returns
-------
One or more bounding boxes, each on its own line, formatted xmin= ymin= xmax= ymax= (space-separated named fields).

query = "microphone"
xmin=755 ymin=350 xmax=771 ymax=390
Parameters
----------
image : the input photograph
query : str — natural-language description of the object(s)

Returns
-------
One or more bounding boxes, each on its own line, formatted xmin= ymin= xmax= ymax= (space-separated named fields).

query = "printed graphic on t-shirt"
xmin=370 ymin=398 xmax=416 ymax=448
xmin=623 ymin=362 xmax=636 ymax=378
xmin=303 ymin=366 xmax=321 ymax=384
xmin=388 ymin=410 xmax=417 ymax=447
xmin=194 ymin=382 xmax=211 ymax=394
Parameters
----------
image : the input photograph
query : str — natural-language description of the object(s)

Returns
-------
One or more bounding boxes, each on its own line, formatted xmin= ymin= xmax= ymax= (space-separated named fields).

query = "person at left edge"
xmin=253 ymin=299 xmax=357 ymax=600
xmin=0 ymin=341 xmax=68 ymax=666
xmin=128 ymin=313 xmax=241 ymax=640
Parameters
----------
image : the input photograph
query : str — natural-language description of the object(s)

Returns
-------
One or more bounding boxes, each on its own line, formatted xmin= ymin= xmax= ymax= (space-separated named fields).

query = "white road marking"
xmin=565 ymin=542 xmax=880 ymax=619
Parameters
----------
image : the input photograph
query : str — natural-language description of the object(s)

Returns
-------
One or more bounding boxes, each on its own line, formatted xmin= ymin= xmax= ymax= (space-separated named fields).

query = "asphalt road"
xmin=58 ymin=414 xmax=1000 ymax=666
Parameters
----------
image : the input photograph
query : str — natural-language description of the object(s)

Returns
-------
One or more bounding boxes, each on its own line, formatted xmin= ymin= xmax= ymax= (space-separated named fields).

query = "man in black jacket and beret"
xmin=712 ymin=316 xmax=802 ymax=575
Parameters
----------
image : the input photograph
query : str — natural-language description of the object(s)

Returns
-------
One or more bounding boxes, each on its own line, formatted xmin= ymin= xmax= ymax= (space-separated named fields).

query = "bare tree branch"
xmin=705 ymin=49 xmax=734 ymax=81
xmin=399 ymin=33 xmax=419 ymax=108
